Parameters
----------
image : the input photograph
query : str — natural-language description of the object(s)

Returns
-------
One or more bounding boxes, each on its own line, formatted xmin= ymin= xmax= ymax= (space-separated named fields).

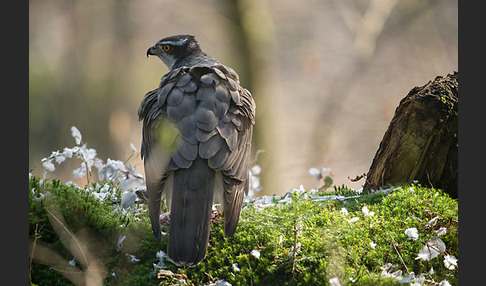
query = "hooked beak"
xmin=146 ymin=46 xmax=156 ymax=57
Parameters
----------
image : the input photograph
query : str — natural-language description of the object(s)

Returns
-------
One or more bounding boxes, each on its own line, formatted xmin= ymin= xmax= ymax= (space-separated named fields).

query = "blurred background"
xmin=29 ymin=0 xmax=457 ymax=196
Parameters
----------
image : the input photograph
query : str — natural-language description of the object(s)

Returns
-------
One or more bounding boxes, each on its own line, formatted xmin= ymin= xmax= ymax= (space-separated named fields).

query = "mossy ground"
xmin=29 ymin=177 xmax=458 ymax=285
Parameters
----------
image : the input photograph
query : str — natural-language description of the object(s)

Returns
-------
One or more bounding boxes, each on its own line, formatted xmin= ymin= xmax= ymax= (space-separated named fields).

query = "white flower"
xmin=340 ymin=208 xmax=349 ymax=216
xmin=121 ymin=192 xmax=138 ymax=209
xmin=399 ymin=272 xmax=415 ymax=283
xmin=411 ymin=273 xmax=426 ymax=286
xmin=443 ymin=254 xmax=457 ymax=270
xmin=116 ymin=235 xmax=126 ymax=252
xmin=308 ymin=167 xmax=331 ymax=181
xmin=309 ymin=167 xmax=321 ymax=177
xmin=362 ymin=205 xmax=375 ymax=217
xmin=71 ymin=126 xmax=83 ymax=145
xmin=370 ymin=241 xmax=377 ymax=249
xmin=214 ymin=280 xmax=231 ymax=286
xmin=438 ymin=280 xmax=451 ymax=286
xmin=129 ymin=142 xmax=137 ymax=154
xmin=405 ymin=228 xmax=419 ymax=240
xmin=73 ymin=162 xmax=87 ymax=178
xmin=427 ymin=216 xmax=440 ymax=226
xmin=232 ymin=263 xmax=240 ymax=272
xmin=42 ymin=160 xmax=55 ymax=172
xmin=436 ymin=227 xmax=447 ymax=237
xmin=348 ymin=217 xmax=359 ymax=223
xmin=63 ymin=147 xmax=74 ymax=158
xmin=251 ymin=165 xmax=261 ymax=175
xmin=126 ymin=253 xmax=140 ymax=262
xmin=329 ymin=277 xmax=341 ymax=286
xmin=250 ymin=249 xmax=260 ymax=259
xmin=68 ymin=257 xmax=76 ymax=266
xmin=79 ymin=144 xmax=98 ymax=170
xmin=155 ymin=250 xmax=169 ymax=269
xmin=55 ymin=153 xmax=67 ymax=164
xmin=289 ymin=242 xmax=301 ymax=257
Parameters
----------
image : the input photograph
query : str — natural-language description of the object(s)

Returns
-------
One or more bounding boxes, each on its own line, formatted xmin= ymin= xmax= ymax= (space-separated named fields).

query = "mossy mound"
xmin=29 ymin=177 xmax=457 ymax=285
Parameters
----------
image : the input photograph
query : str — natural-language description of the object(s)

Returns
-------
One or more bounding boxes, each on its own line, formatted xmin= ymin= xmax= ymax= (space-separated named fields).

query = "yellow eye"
xmin=163 ymin=45 xmax=171 ymax=52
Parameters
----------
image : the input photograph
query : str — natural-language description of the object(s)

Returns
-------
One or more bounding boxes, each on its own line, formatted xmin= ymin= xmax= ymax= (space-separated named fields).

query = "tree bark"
xmin=364 ymin=72 xmax=458 ymax=198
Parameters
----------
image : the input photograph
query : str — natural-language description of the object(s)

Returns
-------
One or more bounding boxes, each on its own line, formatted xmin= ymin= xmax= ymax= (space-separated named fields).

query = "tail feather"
xmin=222 ymin=178 xmax=247 ymax=237
xmin=167 ymin=158 xmax=215 ymax=266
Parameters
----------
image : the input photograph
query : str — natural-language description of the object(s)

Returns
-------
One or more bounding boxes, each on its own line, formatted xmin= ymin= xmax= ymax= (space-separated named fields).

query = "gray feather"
xmin=167 ymin=87 xmax=184 ymax=106
xmin=178 ymin=138 xmax=198 ymax=161
xmin=196 ymin=128 xmax=218 ymax=142
xmin=157 ymin=82 xmax=175 ymax=107
xmin=195 ymin=108 xmax=218 ymax=131
xmin=199 ymin=134 xmax=223 ymax=159
xmin=208 ymin=144 xmax=229 ymax=169
xmin=217 ymin=121 xmax=238 ymax=151
xmin=175 ymin=72 xmax=192 ymax=87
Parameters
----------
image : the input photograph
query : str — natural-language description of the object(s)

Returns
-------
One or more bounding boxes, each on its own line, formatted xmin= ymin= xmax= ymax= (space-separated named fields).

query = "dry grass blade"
xmin=31 ymin=200 xmax=107 ymax=285
xmin=29 ymin=241 xmax=86 ymax=285
xmin=44 ymin=201 xmax=89 ymax=267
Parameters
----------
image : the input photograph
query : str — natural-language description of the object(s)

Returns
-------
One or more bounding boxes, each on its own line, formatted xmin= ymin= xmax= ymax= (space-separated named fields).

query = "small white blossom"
xmin=251 ymin=165 xmax=261 ymax=175
xmin=73 ymin=162 xmax=87 ymax=178
xmin=348 ymin=217 xmax=359 ymax=223
xmin=250 ymin=249 xmax=260 ymax=259
xmin=438 ymin=280 xmax=451 ymax=286
xmin=155 ymin=250 xmax=170 ymax=269
xmin=214 ymin=280 xmax=232 ymax=286
xmin=411 ymin=273 xmax=426 ymax=286
xmin=329 ymin=277 xmax=341 ymax=286
xmin=121 ymin=192 xmax=138 ymax=209
xmin=126 ymin=253 xmax=140 ymax=262
xmin=42 ymin=160 xmax=56 ymax=172
xmin=71 ymin=126 xmax=83 ymax=145
xmin=129 ymin=142 xmax=137 ymax=154
xmin=362 ymin=205 xmax=375 ymax=217
xmin=436 ymin=227 xmax=447 ymax=237
xmin=399 ymin=272 xmax=415 ymax=283
xmin=232 ymin=263 xmax=240 ymax=272
xmin=427 ymin=216 xmax=440 ymax=226
xmin=55 ymin=154 xmax=67 ymax=164
xmin=116 ymin=235 xmax=126 ymax=252
xmin=308 ymin=167 xmax=331 ymax=182
xmin=405 ymin=228 xmax=419 ymax=240
xmin=370 ymin=241 xmax=377 ymax=249
xmin=443 ymin=254 xmax=457 ymax=270
xmin=68 ymin=257 xmax=76 ymax=266
xmin=340 ymin=208 xmax=348 ymax=216
xmin=289 ymin=242 xmax=301 ymax=257
xmin=63 ymin=147 xmax=74 ymax=158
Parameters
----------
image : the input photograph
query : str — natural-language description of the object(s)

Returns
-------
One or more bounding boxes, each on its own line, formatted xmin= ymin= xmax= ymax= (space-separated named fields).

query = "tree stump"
xmin=364 ymin=72 xmax=458 ymax=198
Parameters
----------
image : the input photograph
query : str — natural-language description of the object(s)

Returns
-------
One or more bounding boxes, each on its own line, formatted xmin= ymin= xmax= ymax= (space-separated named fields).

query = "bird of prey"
xmin=138 ymin=35 xmax=255 ymax=266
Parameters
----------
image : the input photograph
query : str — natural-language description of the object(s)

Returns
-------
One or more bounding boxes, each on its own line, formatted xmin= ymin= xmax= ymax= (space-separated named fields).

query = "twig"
xmin=45 ymin=205 xmax=89 ymax=267
xmin=291 ymin=216 xmax=298 ymax=281
xmin=29 ymin=224 xmax=40 ymax=285
xmin=348 ymin=173 xmax=367 ymax=182
xmin=390 ymin=235 xmax=409 ymax=274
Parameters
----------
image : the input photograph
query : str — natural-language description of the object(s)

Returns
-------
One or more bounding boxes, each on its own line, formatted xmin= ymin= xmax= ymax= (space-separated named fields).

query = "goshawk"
xmin=138 ymin=35 xmax=255 ymax=266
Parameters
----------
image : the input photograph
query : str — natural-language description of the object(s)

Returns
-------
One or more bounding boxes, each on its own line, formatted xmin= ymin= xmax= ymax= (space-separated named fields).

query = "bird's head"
xmin=146 ymin=34 xmax=202 ymax=70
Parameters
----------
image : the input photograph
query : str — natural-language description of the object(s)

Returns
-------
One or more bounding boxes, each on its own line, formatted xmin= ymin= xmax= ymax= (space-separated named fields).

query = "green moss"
xmin=29 ymin=178 xmax=457 ymax=285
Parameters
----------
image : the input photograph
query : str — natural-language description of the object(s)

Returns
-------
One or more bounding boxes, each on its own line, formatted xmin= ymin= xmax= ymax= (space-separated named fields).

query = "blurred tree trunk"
xmin=223 ymin=0 xmax=285 ymax=194
xmin=364 ymin=72 xmax=458 ymax=198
